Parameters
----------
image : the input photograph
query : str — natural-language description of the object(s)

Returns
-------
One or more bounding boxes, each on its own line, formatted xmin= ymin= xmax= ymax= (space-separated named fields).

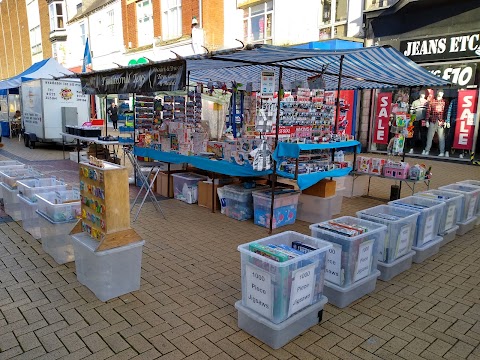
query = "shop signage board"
xmin=373 ymin=92 xmax=392 ymax=144
xmin=400 ymin=31 xmax=480 ymax=62
xmin=260 ymin=71 xmax=275 ymax=98
xmin=80 ymin=60 xmax=186 ymax=95
xmin=423 ymin=62 xmax=477 ymax=86
xmin=453 ymin=89 xmax=478 ymax=150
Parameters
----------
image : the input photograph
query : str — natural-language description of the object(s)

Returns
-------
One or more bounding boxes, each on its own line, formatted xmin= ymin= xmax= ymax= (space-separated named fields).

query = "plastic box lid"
xmin=71 ymin=232 xmax=144 ymax=256
xmin=356 ymin=205 xmax=420 ymax=224
xmin=457 ymin=180 xmax=480 ymax=187
xmin=310 ymin=216 xmax=387 ymax=242
xmin=36 ymin=209 xmax=79 ymax=225
xmin=416 ymin=189 xmax=465 ymax=202
xmin=238 ymin=231 xmax=332 ymax=268
xmin=389 ymin=195 xmax=445 ymax=212
xmin=253 ymin=189 xmax=301 ymax=199
xmin=439 ymin=183 xmax=480 ymax=195
xmin=223 ymin=184 xmax=269 ymax=196
xmin=171 ymin=172 xmax=207 ymax=181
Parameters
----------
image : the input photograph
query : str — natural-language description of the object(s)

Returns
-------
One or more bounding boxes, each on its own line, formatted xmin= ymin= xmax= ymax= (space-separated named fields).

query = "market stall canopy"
xmin=185 ymin=44 xmax=451 ymax=90
xmin=0 ymin=58 xmax=73 ymax=92
xmin=72 ymin=44 xmax=450 ymax=94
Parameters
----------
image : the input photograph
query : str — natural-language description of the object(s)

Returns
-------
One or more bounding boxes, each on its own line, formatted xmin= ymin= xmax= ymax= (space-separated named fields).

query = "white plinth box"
xmin=71 ymin=232 xmax=144 ymax=302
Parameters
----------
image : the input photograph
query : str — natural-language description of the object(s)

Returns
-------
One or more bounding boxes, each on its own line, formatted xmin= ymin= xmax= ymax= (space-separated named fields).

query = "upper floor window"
xmin=137 ymin=0 xmax=154 ymax=46
xmin=162 ymin=0 xmax=182 ymax=40
xmin=107 ymin=9 xmax=115 ymax=37
xmin=319 ymin=0 xmax=348 ymax=38
xmin=26 ymin=0 xmax=42 ymax=60
xmin=80 ymin=23 xmax=86 ymax=46
xmin=49 ymin=1 xmax=66 ymax=31
xmin=243 ymin=1 xmax=273 ymax=45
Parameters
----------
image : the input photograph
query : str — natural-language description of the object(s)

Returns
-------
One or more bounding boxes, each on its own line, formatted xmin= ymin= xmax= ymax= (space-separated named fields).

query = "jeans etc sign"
xmin=400 ymin=31 xmax=480 ymax=62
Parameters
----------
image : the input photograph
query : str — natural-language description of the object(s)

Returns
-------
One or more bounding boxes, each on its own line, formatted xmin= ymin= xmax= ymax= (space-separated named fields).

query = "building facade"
xmin=0 ymin=0 xmax=52 ymax=80
xmin=364 ymin=0 xmax=480 ymax=162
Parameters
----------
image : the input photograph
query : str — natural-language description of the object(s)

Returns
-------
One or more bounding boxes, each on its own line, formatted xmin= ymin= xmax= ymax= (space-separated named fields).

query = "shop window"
xmin=319 ymin=0 xmax=348 ymax=39
xmin=243 ymin=1 xmax=273 ymax=44
xmin=162 ymin=0 xmax=182 ymax=40
xmin=49 ymin=1 xmax=66 ymax=31
xmin=137 ymin=0 xmax=154 ymax=46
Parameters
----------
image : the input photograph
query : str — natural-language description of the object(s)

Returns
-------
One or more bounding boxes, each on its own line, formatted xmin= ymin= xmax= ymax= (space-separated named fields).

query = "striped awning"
xmin=185 ymin=44 xmax=450 ymax=91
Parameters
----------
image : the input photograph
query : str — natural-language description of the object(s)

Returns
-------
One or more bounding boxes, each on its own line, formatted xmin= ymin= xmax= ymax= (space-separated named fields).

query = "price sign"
xmin=396 ymin=225 xmax=412 ymax=259
xmin=353 ymin=240 xmax=374 ymax=283
xmin=288 ymin=263 xmax=317 ymax=317
xmin=325 ymin=243 xmax=342 ymax=285
xmin=260 ymin=71 xmax=275 ymax=98
xmin=245 ymin=264 xmax=273 ymax=319
xmin=445 ymin=205 xmax=456 ymax=230
xmin=467 ymin=196 xmax=477 ymax=219
xmin=422 ymin=214 xmax=436 ymax=245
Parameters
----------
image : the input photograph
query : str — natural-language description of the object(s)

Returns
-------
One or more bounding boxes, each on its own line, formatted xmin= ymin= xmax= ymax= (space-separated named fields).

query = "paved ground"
xmin=0 ymin=136 xmax=479 ymax=360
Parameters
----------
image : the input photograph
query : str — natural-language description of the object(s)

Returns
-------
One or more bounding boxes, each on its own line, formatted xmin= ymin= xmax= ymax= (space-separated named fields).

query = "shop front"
xmin=365 ymin=0 xmax=480 ymax=162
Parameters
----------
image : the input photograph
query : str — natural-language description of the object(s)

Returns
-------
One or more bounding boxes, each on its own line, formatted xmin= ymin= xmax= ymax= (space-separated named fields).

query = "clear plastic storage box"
xmin=415 ymin=190 xmax=464 ymax=234
xmin=17 ymin=178 xmax=67 ymax=202
xmin=72 ymin=232 xmax=145 ymax=302
xmin=297 ymin=194 xmax=343 ymax=224
xmin=253 ymin=189 xmax=301 ymax=229
xmin=377 ymin=251 xmax=415 ymax=281
xmin=172 ymin=172 xmax=208 ymax=204
xmin=38 ymin=211 xmax=78 ymax=264
xmin=389 ymin=196 xmax=445 ymax=247
xmin=0 ymin=162 xmax=25 ymax=200
xmin=438 ymin=184 xmax=480 ymax=223
xmin=221 ymin=184 xmax=268 ymax=221
xmin=36 ymin=190 xmax=81 ymax=222
xmin=0 ymin=168 xmax=43 ymax=189
xmin=235 ymin=296 xmax=328 ymax=349
xmin=18 ymin=195 xmax=41 ymax=239
xmin=356 ymin=205 xmax=419 ymax=263
xmin=238 ymin=231 xmax=332 ymax=324
xmin=310 ymin=216 xmax=386 ymax=288
xmin=1 ymin=182 xmax=22 ymax=221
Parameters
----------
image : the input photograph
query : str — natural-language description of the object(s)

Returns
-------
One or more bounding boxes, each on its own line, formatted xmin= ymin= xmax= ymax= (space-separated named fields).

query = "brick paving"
xmin=0 ymin=136 xmax=479 ymax=359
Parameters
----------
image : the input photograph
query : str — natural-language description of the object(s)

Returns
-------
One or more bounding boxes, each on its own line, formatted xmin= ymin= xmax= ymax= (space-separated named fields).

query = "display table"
xmin=60 ymin=132 xmax=119 ymax=163
xmin=351 ymin=171 xmax=431 ymax=197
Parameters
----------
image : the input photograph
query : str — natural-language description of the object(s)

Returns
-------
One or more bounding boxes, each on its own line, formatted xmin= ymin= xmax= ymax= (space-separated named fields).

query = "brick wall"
xmin=122 ymin=0 xmax=138 ymax=49
xmin=39 ymin=0 xmax=52 ymax=59
xmin=152 ymin=0 xmax=161 ymax=38
xmin=0 ymin=0 xmax=54 ymax=80
xmin=202 ymin=0 xmax=224 ymax=50
xmin=181 ymin=0 xmax=199 ymax=37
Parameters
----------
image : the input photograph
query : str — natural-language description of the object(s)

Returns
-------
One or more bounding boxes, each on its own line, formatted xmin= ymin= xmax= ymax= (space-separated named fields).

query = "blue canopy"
xmin=0 ymin=58 xmax=73 ymax=91
xmin=186 ymin=44 xmax=450 ymax=91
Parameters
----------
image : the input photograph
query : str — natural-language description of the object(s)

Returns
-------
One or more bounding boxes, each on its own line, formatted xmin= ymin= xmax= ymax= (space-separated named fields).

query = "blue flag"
xmin=82 ymin=38 xmax=92 ymax=72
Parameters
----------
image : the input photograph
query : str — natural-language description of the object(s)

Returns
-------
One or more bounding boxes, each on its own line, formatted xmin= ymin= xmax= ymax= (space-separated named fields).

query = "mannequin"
xmin=409 ymin=90 xmax=428 ymax=153
xmin=422 ymin=90 xmax=447 ymax=156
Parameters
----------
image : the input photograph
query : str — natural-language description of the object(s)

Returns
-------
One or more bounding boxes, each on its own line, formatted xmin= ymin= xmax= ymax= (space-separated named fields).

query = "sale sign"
xmin=373 ymin=92 xmax=392 ymax=144
xmin=453 ymin=90 xmax=478 ymax=150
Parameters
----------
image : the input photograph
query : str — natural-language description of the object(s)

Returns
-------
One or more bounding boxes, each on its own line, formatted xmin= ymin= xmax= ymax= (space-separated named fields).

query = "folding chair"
xmin=124 ymin=147 xmax=165 ymax=221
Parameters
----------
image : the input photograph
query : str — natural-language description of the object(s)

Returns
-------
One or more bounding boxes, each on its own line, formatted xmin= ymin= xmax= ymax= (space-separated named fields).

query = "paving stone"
xmin=17 ymin=331 xmax=41 ymax=352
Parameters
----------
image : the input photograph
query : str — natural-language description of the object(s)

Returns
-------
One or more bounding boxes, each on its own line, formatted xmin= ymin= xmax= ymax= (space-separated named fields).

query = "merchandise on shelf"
xmin=383 ymin=160 xmax=410 ymax=179
xmin=356 ymin=156 xmax=372 ymax=173
xmin=253 ymin=189 xmax=301 ymax=229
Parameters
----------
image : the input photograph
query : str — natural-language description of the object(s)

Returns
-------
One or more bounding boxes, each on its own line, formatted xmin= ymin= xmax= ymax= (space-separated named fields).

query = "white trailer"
xmin=21 ymin=79 xmax=90 ymax=148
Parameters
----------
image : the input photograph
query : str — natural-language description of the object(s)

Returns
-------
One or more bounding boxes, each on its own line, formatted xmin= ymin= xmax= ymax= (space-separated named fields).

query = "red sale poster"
xmin=373 ymin=92 xmax=392 ymax=144
xmin=453 ymin=89 xmax=478 ymax=150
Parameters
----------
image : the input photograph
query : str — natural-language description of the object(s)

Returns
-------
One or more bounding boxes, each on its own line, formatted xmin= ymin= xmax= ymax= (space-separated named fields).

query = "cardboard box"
xmin=198 ymin=181 xmax=221 ymax=210
xmin=302 ymin=179 xmax=336 ymax=197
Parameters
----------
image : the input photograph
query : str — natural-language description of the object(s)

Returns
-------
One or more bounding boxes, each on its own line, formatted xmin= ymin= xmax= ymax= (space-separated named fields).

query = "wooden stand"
xmin=71 ymin=161 xmax=141 ymax=251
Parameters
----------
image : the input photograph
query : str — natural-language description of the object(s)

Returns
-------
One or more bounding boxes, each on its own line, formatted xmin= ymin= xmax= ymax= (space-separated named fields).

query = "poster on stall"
xmin=326 ymin=90 xmax=355 ymax=136
xmin=373 ymin=92 xmax=392 ymax=144
xmin=260 ymin=71 xmax=275 ymax=97
xmin=21 ymin=81 xmax=43 ymax=138
xmin=453 ymin=89 xmax=478 ymax=150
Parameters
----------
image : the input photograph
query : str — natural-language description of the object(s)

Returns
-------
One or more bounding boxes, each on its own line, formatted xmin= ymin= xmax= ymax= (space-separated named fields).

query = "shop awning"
xmin=0 ymin=58 xmax=73 ymax=91
xmin=185 ymin=44 xmax=451 ymax=90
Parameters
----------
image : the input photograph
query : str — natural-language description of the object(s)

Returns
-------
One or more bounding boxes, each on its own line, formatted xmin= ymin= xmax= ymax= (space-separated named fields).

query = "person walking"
xmin=108 ymin=103 xmax=118 ymax=130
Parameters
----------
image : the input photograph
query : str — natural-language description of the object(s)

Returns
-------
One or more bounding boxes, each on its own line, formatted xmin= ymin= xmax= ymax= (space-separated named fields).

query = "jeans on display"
xmin=425 ymin=122 xmax=445 ymax=153
xmin=445 ymin=120 xmax=456 ymax=153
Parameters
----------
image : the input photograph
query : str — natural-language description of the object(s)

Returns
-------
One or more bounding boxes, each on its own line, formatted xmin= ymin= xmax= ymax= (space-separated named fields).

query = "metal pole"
xmin=334 ymin=55 xmax=345 ymax=135
xmin=105 ymin=96 xmax=108 ymax=136
xmin=269 ymin=66 xmax=283 ymax=234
